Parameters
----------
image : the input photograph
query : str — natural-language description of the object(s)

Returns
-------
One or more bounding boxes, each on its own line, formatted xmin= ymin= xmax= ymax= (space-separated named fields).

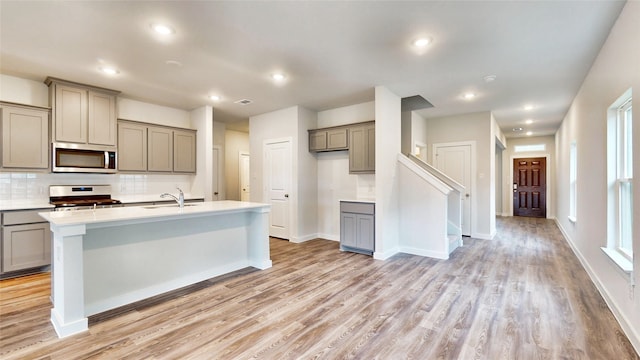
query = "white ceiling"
xmin=0 ymin=1 xmax=626 ymax=136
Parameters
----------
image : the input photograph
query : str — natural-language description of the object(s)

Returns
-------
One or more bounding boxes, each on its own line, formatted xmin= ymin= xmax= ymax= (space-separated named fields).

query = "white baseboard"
xmin=373 ymin=247 xmax=399 ymax=260
xmin=554 ymin=219 xmax=640 ymax=355
xmin=399 ymin=246 xmax=449 ymax=260
xmin=472 ymin=232 xmax=494 ymax=240
xmin=316 ymin=233 xmax=339 ymax=242
xmin=289 ymin=234 xmax=319 ymax=243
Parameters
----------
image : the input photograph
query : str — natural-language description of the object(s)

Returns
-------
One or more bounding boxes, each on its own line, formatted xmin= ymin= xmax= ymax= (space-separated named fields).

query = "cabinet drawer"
xmin=340 ymin=201 xmax=375 ymax=215
xmin=3 ymin=209 xmax=50 ymax=225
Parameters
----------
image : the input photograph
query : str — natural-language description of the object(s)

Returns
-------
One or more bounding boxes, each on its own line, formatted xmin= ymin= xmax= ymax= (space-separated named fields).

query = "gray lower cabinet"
xmin=340 ymin=201 xmax=375 ymax=255
xmin=1 ymin=209 xmax=51 ymax=274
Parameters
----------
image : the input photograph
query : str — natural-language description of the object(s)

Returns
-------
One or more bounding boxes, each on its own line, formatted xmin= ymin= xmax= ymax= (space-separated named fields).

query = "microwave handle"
xmin=105 ymin=151 xmax=110 ymax=169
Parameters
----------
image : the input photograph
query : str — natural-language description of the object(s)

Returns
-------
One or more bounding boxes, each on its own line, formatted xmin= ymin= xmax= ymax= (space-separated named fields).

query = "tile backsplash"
xmin=0 ymin=172 xmax=195 ymax=201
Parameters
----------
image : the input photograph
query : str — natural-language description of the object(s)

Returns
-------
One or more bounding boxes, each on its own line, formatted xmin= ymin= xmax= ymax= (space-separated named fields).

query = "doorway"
xmin=513 ymin=157 xmax=546 ymax=218
xmin=239 ymin=152 xmax=250 ymax=201
xmin=433 ymin=142 xmax=473 ymax=236
xmin=212 ymin=146 xmax=221 ymax=200
xmin=264 ymin=138 xmax=292 ymax=239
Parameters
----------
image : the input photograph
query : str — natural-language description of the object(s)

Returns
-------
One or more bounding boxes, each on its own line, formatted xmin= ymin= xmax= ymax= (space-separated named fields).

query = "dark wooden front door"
xmin=513 ymin=157 xmax=546 ymax=218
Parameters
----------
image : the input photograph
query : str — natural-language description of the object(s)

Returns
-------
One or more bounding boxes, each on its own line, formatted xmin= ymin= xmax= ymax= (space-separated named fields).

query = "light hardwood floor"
xmin=0 ymin=217 xmax=638 ymax=359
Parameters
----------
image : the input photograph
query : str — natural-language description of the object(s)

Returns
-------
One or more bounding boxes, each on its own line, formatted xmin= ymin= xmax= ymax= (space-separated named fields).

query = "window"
xmin=514 ymin=144 xmax=545 ymax=152
xmin=604 ymin=89 xmax=633 ymax=273
xmin=569 ymin=141 xmax=577 ymax=223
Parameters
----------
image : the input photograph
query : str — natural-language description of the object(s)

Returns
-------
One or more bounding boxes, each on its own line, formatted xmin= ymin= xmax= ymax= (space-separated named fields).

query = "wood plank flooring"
xmin=1 ymin=216 xmax=638 ymax=359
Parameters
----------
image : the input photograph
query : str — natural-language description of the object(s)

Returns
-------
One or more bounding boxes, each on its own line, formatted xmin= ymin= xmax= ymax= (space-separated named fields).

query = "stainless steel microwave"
xmin=52 ymin=142 xmax=117 ymax=173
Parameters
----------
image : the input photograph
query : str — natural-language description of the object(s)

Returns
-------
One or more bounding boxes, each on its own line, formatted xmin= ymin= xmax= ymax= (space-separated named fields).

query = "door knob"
xmin=465 ymin=194 xmax=470 ymax=198
xmin=284 ymin=194 xmax=289 ymax=198
xmin=214 ymin=192 xmax=219 ymax=195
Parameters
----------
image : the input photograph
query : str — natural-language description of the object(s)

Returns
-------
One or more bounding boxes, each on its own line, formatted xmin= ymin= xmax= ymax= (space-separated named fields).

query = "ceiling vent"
xmin=234 ymin=99 xmax=253 ymax=105
xmin=401 ymin=95 xmax=434 ymax=112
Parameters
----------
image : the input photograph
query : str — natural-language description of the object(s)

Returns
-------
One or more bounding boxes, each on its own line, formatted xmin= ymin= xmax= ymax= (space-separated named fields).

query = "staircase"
xmin=397 ymin=153 xmax=464 ymax=259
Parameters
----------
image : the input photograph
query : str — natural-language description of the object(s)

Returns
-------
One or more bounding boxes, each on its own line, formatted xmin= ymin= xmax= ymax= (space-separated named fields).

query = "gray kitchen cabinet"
xmin=148 ymin=126 xmax=173 ymax=172
xmin=349 ymin=122 xmax=375 ymax=173
xmin=117 ymin=120 xmax=197 ymax=174
xmin=340 ymin=201 xmax=375 ymax=255
xmin=1 ymin=103 xmax=50 ymax=169
xmin=45 ymin=77 xmax=119 ymax=146
xmin=1 ymin=209 xmax=51 ymax=274
xmin=118 ymin=121 xmax=148 ymax=171
xmin=309 ymin=128 xmax=348 ymax=152
xmin=173 ymin=129 xmax=196 ymax=173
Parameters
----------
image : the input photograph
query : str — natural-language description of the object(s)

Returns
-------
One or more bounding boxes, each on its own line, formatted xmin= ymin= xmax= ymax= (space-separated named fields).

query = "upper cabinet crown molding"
xmin=45 ymin=77 xmax=120 ymax=147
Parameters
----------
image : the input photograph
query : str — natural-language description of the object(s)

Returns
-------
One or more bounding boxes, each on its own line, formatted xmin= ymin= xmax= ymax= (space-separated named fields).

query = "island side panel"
xmin=50 ymin=224 xmax=89 ymax=338
xmin=82 ymin=212 xmax=256 ymax=316
xmin=248 ymin=207 xmax=272 ymax=269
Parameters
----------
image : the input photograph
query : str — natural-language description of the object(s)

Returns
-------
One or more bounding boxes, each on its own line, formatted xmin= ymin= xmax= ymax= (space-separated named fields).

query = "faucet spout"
xmin=160 ymin=188 xmax=185 ymax=208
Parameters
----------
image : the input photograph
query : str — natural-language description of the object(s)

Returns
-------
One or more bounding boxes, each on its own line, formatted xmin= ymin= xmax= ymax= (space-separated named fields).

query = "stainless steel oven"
xmin=52 ymin=143 xmax=117 ymax=174
xmin=49 ymin=185 xmax=121 ymax=211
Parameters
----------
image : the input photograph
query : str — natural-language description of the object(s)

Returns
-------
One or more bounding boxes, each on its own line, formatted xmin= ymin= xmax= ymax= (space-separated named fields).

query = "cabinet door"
xmin=2 ymin=223 xmax=51 ymax=272
xmin=1 ymin=106 xmax=49 ymax=169
xmin=340 ymin=212 xmax=358 ymax=248
xmin=309 ymin=131 xmax=327 ymax=151
xmin=356 ymin=214 xmax=375 ymax=251
xmin=173 ymin=129 xmax=196 ymax=173
xmin=118 ymin=122 xmax=147 ymax=171
xmin=54 ymin=84 xmax=87 ymax=143
xmin=349 ymin=124 xmax=375 ymax=173
xmin=148 ymin=126 xmax=173 ymax=172
xmin=327 ymin=128 xmax=348 ymax=150
xmin=88 ymin=91 xmax=117 ymax=146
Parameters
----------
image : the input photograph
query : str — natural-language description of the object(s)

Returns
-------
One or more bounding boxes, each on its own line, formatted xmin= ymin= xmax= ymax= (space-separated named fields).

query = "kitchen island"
xmin=39 ymin=201 xmax=271 ymax=338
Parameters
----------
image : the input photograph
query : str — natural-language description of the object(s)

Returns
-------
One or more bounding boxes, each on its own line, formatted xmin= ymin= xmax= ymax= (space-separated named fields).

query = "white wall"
xmin=0 ymin=74 xmax=48 ymax=107
xmin=555 ymin=2 xmax=639 ymax=352
xmin=502 ymin=135 xmax=556 ymax=219
xmin=190 ymin=106 xmax=214 ymax=199
xmin=118 ymin=98 xmax=191 ymax=128
xmin=213 ymin=121 xmax=226 ymax=200
xmin=224 ymin=130 xmax=249 ymax=201
xmin=424 ymin=111 xmax=494 ymax=239
xmin=249 ymin=105 xmax=318 ymax=242
xmin=316 ymin=101 xmax=375 ymax=240
xmin=412 ymin=111 xmax=428 ymax=161
xmin=373 ymin=86 xmax=401 ymax=259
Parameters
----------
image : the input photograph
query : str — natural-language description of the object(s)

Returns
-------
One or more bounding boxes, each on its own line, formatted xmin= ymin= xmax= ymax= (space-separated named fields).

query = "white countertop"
xmin=339 ymin=198 xmax=376 ymax=204
xmin=39 ymin=200 xmax=269 ymax=227
xmin=0 ymin=199 xmax=54 ymax=211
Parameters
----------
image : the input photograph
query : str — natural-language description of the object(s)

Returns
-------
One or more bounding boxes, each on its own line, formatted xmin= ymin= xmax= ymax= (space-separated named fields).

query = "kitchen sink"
xmin=142 ymin=204 xmax=199 ymax=210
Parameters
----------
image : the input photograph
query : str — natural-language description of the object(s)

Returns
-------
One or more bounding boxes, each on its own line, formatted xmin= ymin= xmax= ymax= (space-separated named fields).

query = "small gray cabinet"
xmin=1 ymin=209 xmax=51 ymax=274
xmin=349 ymin=123 xmax=375 ymax=173
xmin=309 ymin=128 xmax=348 ymax=152
xmin=340 ymin=201 xmax=375 ymax=255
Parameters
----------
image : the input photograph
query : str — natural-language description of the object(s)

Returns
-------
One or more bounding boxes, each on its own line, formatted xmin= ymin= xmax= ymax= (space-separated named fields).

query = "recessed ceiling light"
xmin=526 ymin=131 xmax=533 ymax=136
xmin=151 ymin=23 xmax=175 ymax=35
xmin=483 ymin=75 xmax=497 ymax=82
xmin=525 ymin=119 xmax=533 ymax=124
xmin=512 ymin=127 xmax=523 ymax=132
xmin=99 ymin=67 xmax=119 ymax=75
xmin=271 ymin=73 xmax=286 ymax=82
xmin=463 ymin=92 xmax=476 ymax=100
xmin=209 ymin=95 xmax=221 ymax=101
xmin=413 ymin=38 xmax=431 ymax=47
xmin=524 ymin=105 xmax=534 ymax=111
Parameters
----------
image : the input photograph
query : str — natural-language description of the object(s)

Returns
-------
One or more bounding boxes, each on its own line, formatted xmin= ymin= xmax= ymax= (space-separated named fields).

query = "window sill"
xmin=601 ymin=247 xmax=633 ymax=275
xmin=568 ymin=216 xmax=577 ymax=223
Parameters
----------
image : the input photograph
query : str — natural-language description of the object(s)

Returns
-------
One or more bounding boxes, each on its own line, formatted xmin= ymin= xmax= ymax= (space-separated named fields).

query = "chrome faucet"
xmin=160 ymin=187 xmax=185 ymax=208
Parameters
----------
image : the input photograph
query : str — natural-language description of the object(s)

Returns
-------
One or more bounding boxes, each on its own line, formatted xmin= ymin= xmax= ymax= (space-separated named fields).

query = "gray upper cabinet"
xmin=349 ymin=122 xmax=375 ymax=173
xmin=309 ymin=128 xmax=348 ymax=152
xmin=1 ymin=104 xmax=50 ymax=170
xmin=117 ymin=121 xmax=148 ymax=171
xmin=147 ymin=126 xmax=173 ymax=172
xmin=173 ymin=129 xmax=196 ymax=173
xmin=118 ymin=120 xmax=196 ymax=174
xmin=45 ymin=77 xmax=119 ymax=146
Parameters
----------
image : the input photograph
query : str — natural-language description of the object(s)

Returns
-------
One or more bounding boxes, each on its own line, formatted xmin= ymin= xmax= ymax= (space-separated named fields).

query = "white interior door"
xmin=434 ymin=144 xmax=472 ymax=236
xmin=264 ymin=139 xmax=291 ymax=239
xmin=212 ymin=146 xmax=220 ymax=200
xmin=239 ymin=152 xmax=250 ymax=201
